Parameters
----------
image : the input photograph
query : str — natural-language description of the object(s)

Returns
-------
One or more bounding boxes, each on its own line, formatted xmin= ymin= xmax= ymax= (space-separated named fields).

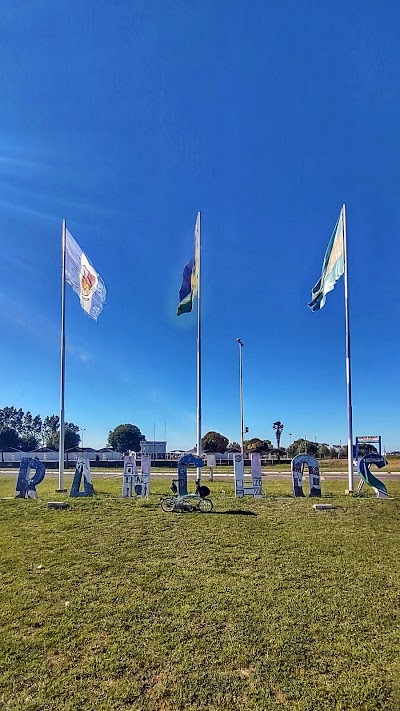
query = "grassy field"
xmin=1 ymin=476 xmax=399 ymax=711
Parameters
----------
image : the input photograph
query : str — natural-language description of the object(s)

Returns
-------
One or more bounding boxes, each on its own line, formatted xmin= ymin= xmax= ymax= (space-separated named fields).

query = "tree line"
xmin=0 ymin=407 xmax=378 ymax=459
xmin=201 ymin=420 xmax=285 ymax=455
xmin=200 ymin=426 xmax=377 ymax=459
xmin=107 ymin=422 xmax=377 ymax=459
xmin=0 ymin=406 xmax=80 ymax=452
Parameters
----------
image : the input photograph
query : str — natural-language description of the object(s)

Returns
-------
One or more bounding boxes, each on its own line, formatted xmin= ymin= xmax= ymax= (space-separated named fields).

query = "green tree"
xmin=272 ymin=421 xmax=284 ymax=460
xmin=21 ymin=411 xmax=33 ymax=435
xmin=227 ymin=441 xmax=241 ymax=451
xmin=0 ymin=406 xmax=24 ymax=433
xmin=288 ymin=438 xmax=318 ymax=458
xmin=32 ymin=415 xmax=43 ymax=440
xmin=42 ymin=415 xmax=60 ymax=447
xmin=341 ymin=443 xmax=377 ymax=459
xmin=19 ymin=411 xmax=42 ymax=450
xmin=108 ymin=424 xmax=145 ymax=454
xmin=272 ymin=421 xmax=284 ymax=448
xmin=358 ymin=443 xmax=378 ymax=457
xmin=244 ymin=438 xmax=272 ymax=453
xmin=0 ymin=428 xmax=20 ymax=450
xmin=64 ymin=424 xmax=81 ymax=450
xmin=317 ymin=444 xmax=330 ymax=459
xmin=43 ymin=415 xmax=80 ymax=450
xmin=0 ymin=407 xmax=43 ymax=451
xmin=201 ymin=431 xmax=229 ymax=453
xmin=19 ymin=435 xmax=39 ymax=452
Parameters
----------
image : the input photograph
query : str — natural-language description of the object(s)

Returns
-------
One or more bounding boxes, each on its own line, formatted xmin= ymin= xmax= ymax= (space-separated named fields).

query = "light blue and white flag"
xmin=308 ymin=207 xmax=344 ymax=311
xmin=65 ymin=229 xmax=106 ymax=320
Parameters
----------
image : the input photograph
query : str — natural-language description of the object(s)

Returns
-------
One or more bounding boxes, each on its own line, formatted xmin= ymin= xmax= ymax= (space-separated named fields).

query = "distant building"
xmin=0 ymin=447 xmax=22 ymax=463
xmin=32 ymin=447 xmax=59 ymax=462
xmin=140 ymin=440 xmax=167 ymax=459
xmin=65 ymin=447 xmax=97 ymax=462
xmin=96 ymin=447 xmax=122 ymax=461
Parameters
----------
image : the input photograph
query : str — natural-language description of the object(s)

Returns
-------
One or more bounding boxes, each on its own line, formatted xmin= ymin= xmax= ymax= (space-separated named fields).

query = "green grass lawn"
xmin=1 ymin=476 xmax=399 ymax=711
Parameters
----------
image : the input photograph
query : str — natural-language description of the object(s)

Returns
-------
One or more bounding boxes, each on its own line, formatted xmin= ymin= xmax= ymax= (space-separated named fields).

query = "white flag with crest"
xmin=65 ymin=229 xmax=106 ymax=320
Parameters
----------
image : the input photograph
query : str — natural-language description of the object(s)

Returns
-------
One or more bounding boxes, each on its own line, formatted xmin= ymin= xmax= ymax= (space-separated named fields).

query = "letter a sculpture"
xmin=70 ymin=457 xmax=94 ymax=497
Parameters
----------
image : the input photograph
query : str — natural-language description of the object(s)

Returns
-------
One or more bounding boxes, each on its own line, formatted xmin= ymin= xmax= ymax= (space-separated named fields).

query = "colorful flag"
xmin=308 ymin=208 xmax=345 ymax=311
xmin=177 ymin=213 xmax=200 ymax=316
xmin=65 ymin=229 xmax=106 ymax=320
xmin=194 ymin=211 xmax=200 ymax=297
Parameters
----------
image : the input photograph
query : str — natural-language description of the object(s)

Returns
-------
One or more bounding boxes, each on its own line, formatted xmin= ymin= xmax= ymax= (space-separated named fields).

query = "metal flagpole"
xmin=196 ymin=212 xmax=202 ymax=483
xmin=237 ymin=339 xmax=244 ymax=458
xmin=342 ymin=204 xmax=354 ymax=492
xmin=58 ymin=219 xmax=67 ymax=492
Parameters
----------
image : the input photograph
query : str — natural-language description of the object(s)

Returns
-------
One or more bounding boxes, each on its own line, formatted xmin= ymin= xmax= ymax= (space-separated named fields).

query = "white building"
xmin=140 ymin=441 xmax=167 ymax=458
xmin=96 ymin=447 xmax=122 ymax=461
xmin=0 ymin=447 xmax=22 ymax=463
xmin=65 ymin=447 xmax=97 ymax=462
xmin=29 ymin=447 xmax=59 ymax=462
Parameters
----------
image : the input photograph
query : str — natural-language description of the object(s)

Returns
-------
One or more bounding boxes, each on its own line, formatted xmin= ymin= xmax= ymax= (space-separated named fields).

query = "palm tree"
xmin=273 ymin=421 xmax=284 ymax=448
xmin=273 ymin=421 xmax=284 ymax=462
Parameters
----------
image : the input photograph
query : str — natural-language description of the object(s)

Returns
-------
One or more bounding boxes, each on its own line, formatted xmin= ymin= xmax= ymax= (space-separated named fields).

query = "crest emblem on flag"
xmin=80 ymin=255 xmax=98 ymax=308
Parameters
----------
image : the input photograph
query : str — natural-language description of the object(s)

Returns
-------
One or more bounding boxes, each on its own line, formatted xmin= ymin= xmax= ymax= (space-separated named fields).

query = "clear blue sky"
xmin=1 ymin=1 xmax=399 ymax=451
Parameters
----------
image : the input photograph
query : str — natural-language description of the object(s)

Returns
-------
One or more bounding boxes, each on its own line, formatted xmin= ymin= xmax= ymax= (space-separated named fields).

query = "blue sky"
xmin=0 ymin=1 xmax=399 ymax=451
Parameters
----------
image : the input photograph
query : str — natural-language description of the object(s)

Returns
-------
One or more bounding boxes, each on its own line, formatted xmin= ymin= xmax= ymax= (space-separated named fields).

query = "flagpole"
xmin=196 ymin=211 xmax=202 ymax=483
xmin=342 ymin=204 xmax=354 ymax=492
xmin=58 ymin=219 xmax=67 ymax=492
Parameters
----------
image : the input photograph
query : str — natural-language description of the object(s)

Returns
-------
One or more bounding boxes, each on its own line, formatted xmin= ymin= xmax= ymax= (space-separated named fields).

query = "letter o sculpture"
xmin=291 ymin=454 xmax=321 ymax=498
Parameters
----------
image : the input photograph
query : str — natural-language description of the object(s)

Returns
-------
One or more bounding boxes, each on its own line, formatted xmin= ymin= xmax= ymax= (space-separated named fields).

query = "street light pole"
xmin=80 ymin=428 xmax=85 ymax=451
xmin=237 ymin=338 xmax=244 ymax=459
xmin=289 ymin=433 xmax=292 ymax=447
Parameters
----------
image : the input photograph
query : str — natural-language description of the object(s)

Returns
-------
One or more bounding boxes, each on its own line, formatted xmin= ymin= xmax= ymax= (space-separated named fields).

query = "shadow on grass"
xmin=209 ymin=509 xmax=257 ymax=516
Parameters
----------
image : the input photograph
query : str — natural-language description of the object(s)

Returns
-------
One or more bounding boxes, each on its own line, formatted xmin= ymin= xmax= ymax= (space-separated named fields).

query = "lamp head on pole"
xmin=237 ymin=338 xmax=243 ymax=346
